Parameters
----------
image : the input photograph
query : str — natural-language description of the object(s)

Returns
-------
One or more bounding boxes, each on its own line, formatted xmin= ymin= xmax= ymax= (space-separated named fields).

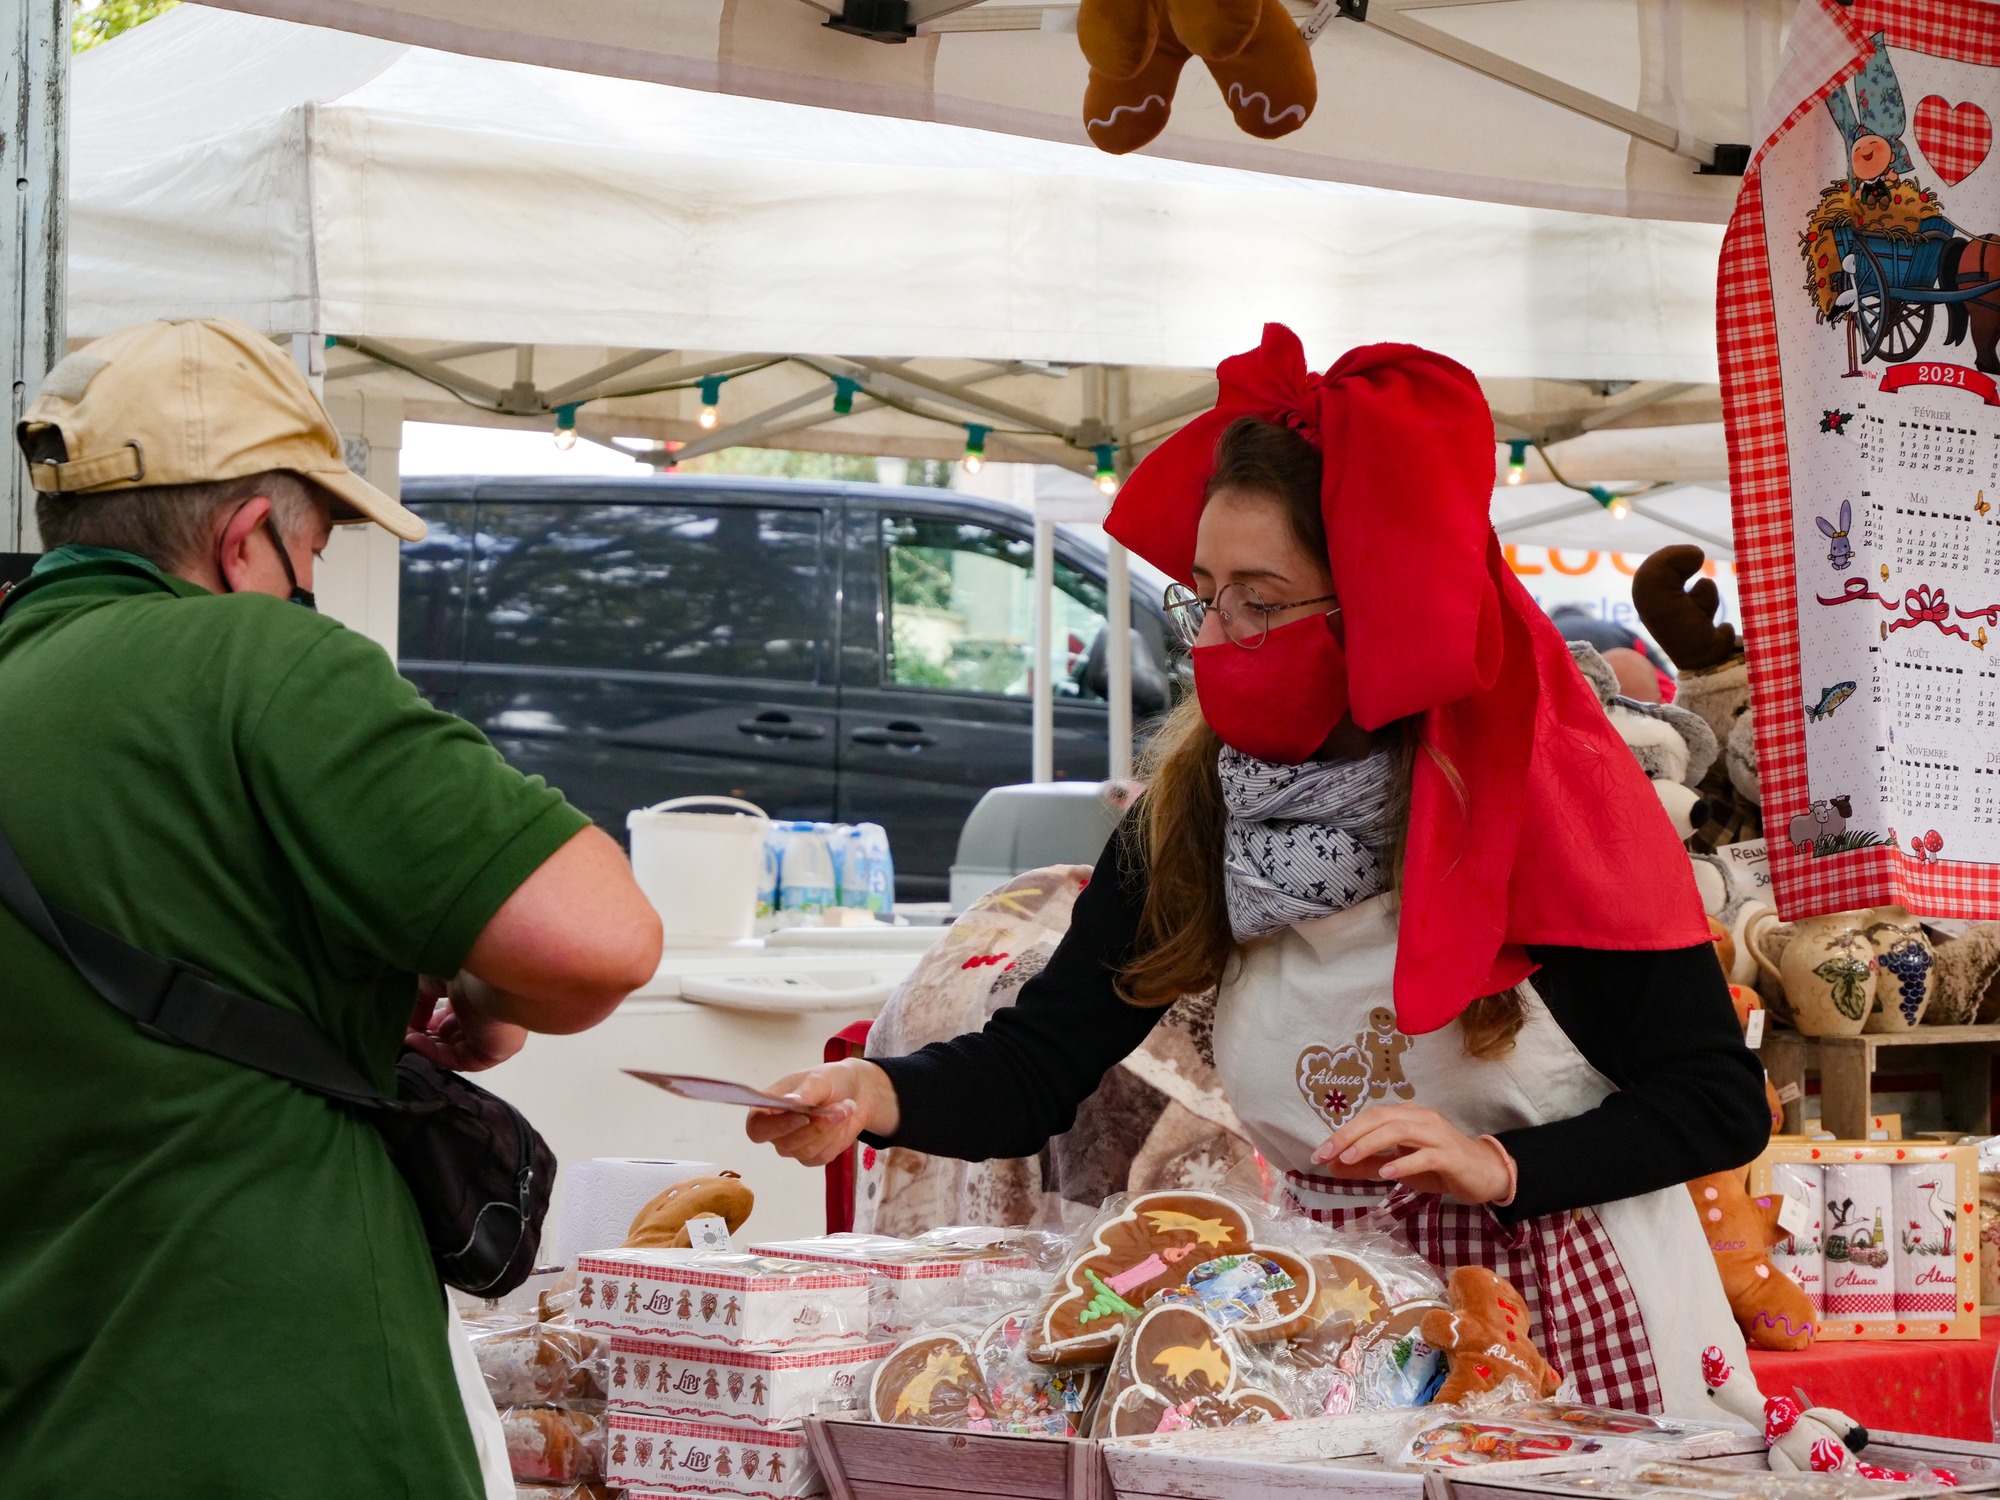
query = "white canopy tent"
xmin=203 ymin=0 xmax=1792 ymax=222
xmin=69 ymin=4 xmax=1743 ymax=774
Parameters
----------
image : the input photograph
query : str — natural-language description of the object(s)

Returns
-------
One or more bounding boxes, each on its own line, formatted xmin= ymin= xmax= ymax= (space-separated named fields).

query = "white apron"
xmin=1211 ymin=892 xmax=1745 ymax=1418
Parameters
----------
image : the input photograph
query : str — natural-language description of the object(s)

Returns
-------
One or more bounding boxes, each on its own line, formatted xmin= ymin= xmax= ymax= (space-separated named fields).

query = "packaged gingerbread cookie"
xmin=1028 ymin=1190 xmax=1316 ymax=1365
xmin=1088 ymin=1305 xmax=1294 ymax=1440
xmin=866 ymin=1330 xmax=998 ymax=1429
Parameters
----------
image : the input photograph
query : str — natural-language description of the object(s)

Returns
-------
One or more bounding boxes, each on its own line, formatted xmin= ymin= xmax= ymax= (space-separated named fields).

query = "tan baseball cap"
xmin=16 ymin=317 xmax=426 ymax=542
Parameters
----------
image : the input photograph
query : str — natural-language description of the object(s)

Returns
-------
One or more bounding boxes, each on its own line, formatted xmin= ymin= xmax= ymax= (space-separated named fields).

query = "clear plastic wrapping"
xmin=500 ymin=1405 xmax=603 ymax=1485
xmin=470 ymin=1317 xmax=607 ymax=1408
xmin=745 ymin=1231 xmax=1042 ymax=1337
xmin=1088 ymin=1305 xmax=1294 ymax=1438
xmin=1521 ymin=1457 xmax=1953 ymax=1500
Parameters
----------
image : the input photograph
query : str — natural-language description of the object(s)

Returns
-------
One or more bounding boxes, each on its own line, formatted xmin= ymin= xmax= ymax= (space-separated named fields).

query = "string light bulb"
xmin=697 ymin=375 xmax=726 ymax=431
xmin=1589 ymin=485 xmax=1631 ymax=521
xmin=553 ymin=403 xmax=579 ymax=451
xmin=1093 ymin=444 xmax=1119 ymax=497
xmin=1506 ymin=439 xmax=1529 ymax=486
xmin=962 ymin=424 xmax=990 ymax=475
xmin=832 ymin=377 xmax=860 ymax=417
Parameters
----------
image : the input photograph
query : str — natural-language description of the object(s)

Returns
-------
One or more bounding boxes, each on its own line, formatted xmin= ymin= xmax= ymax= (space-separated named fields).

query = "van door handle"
xmin=850 ymin=722 xmax=937 ymax=749
xmin=736 ymin=713 xmax=827 ymax=741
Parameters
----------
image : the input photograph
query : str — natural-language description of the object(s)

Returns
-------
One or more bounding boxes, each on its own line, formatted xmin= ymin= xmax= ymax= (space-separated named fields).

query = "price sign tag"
xmin=1778 ymin=1081 xmax=1803 ymax=1104
xmin=1745 ymin=1009 xmax=1766 ymax=1050
xmin=1775 ymin=1194 xmax=1810 ymax=1240
xmin=684 ymin=1214 xmax=732 ymax=1252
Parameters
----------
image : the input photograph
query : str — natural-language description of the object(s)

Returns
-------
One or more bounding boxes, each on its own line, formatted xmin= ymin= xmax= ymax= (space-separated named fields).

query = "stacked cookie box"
xmin=569 ymin=1246 xmax=889 ymax=1499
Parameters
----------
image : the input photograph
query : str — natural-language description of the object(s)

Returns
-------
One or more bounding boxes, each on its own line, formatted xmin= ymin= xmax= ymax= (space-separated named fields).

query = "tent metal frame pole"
xmin=1100 ymin=364 xmax=1133 ymax=782
xmin=1031 ymin=513 xmax=1055 ymax=784
xmin=841 ymin=356 xmax=1077 ymax=443
xmin=1 ymin=0 xmax=64 ymax=553
xmin=1364 ymin=3 xmax=1718 ymax=166
xmin=668 ymin=385 xmax=838 ymax=464
xmin=542 ymin=348 xmax=676 ymax=405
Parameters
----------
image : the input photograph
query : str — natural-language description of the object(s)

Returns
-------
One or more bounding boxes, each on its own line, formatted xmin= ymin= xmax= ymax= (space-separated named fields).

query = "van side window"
xmin=882 ymin=515 xmax=1107 ymax=699
xmin=468 ymin=502 xmax=823 ymax=680
xmin=399 ymin=500 xmax=474 ymax=663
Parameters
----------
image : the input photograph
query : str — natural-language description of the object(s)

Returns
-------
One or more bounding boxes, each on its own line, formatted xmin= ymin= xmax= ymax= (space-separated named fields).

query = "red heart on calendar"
xmin=1916 ymin=96 xmax=1992 ymax=186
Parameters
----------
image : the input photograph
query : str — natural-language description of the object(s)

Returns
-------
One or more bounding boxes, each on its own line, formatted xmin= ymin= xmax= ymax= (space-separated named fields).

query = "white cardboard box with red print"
xmin=608 ymin=1332 xmax=893 ymax=1428
xmin=571 ymin=1248 xmax=872 ymax=1349
xmin=609 ymin=1411 xmax=820 ymax=1498
xmin=1750 ymin=1140 xmax=1978 ymax=1339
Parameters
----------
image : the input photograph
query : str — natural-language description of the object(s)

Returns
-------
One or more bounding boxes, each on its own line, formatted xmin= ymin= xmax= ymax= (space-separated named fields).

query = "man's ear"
xmin=214 ymin=495 xmax=273 ymax=592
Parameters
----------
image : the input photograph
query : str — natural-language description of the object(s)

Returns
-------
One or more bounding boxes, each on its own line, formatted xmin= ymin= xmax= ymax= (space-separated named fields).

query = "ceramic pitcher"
xmin=1752 ymin=909 xmax=1877 ymax=1037
xmin=1862 ymin=905 xmax=1935 ymax=1032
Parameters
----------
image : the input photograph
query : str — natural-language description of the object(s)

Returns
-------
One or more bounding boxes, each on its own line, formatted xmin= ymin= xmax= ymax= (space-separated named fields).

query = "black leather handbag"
xmin=0 ymin=822 xmax=554 ymax=1296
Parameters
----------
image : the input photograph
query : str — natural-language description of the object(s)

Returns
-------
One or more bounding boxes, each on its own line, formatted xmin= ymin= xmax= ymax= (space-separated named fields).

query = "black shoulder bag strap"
xmin=0 ymin=822 xmax=390 ymax=1109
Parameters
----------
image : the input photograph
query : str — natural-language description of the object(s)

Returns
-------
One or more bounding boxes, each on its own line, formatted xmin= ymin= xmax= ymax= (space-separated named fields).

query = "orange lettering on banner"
xmin=1610 ymin=552 xmax=1639 ymax=577
xmin=1504 ymin=544 xmax=1543 ymax=575
xmin=1548 ymin=549 xmax=1599 ymax=576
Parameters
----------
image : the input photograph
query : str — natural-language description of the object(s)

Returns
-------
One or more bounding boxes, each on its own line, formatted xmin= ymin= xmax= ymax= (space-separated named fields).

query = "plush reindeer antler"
xmin=1633 ymin=546 xmax=1742 ymax=671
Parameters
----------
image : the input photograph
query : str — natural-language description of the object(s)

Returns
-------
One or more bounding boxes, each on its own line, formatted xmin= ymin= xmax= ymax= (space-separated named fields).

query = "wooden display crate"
xmin=1760 ymin=1024 xmax=2000 ymax=1141
xmin=804 ymin=1417 xmax=1106 ymax=1500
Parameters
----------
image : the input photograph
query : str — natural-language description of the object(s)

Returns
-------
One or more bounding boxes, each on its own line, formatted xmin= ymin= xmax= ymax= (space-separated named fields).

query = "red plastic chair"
xmin=823 ymin=1020 xmax=873 ymax=1233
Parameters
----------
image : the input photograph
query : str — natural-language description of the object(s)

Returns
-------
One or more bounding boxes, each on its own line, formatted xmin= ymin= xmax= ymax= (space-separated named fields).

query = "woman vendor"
xmin=748 ymin=326 xmax=1769 ymax=1417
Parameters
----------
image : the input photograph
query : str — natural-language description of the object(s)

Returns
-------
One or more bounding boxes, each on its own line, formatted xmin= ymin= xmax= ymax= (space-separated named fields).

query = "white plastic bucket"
xmin=626 ymin=796 xmax=770 ymax=944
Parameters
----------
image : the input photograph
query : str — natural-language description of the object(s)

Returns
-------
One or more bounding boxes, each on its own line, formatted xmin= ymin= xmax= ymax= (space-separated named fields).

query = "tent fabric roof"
xmin=72 ymin=5 xmax=1726 ymax=382
xmin=202 ymin=0 xmax=1792 ymax=223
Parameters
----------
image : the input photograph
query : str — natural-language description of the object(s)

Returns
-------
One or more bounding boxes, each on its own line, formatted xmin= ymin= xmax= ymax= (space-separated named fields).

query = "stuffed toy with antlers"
xmin=1632 ymin=546 xmax=1761 ymax=851
xmin=1079 ymin=0 xmax=1318 ymax=154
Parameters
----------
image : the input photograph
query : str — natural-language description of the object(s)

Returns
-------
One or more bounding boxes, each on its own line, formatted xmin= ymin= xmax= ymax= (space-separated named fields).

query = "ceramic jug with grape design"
xmin=1863 ymin=906 xmax=1933 ymax=1032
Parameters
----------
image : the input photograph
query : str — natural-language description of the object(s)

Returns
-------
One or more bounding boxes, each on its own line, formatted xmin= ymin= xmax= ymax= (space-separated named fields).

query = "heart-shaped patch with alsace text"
xmin=1916 ymin=95 xmax=1993 ymax=186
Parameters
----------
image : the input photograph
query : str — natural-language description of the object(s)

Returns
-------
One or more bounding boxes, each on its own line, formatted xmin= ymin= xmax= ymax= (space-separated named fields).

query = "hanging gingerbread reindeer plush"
xmin=1078 ymin=0 xmax=1317 ymax=154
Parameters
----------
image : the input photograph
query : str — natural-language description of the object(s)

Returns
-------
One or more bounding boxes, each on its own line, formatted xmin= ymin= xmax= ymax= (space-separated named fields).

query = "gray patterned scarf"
xmin=1219 ymin=744 xmax=1405 ymax=942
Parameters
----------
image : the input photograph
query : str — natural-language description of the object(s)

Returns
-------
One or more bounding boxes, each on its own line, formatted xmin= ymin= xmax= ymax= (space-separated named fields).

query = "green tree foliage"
xmin=73 ymin=0 xmax=178 ymax=52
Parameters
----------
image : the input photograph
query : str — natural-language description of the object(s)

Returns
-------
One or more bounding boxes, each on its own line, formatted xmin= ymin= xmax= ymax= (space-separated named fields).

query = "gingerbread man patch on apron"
xmin=1295 ymin=1006 xmax=1413 ymax=1130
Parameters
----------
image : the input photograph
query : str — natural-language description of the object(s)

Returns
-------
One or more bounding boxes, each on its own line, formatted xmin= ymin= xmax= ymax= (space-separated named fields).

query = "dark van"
xmin=397 ymin=475 xmax=1174 ymax=900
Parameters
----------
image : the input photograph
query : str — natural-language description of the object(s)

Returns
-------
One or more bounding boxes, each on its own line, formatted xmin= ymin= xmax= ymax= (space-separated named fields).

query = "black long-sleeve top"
xmin=867 ymin=824 xmax=1770 ymax=1225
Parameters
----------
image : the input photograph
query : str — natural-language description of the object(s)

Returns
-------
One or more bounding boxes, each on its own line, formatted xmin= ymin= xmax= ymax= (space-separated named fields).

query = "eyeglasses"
xmin=1163 ymin=581 xmax=1340 ymax=651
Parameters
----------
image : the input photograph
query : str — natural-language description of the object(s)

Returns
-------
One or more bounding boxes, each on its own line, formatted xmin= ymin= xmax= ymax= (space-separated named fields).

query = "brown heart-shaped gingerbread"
xmin=870 ymin=1332 xmax=993 ymax=1428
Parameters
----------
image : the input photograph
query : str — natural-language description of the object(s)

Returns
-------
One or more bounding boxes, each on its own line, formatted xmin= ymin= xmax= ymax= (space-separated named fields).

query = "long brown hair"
xmin=1119 ymin=418 xmax=1526 ymax=1060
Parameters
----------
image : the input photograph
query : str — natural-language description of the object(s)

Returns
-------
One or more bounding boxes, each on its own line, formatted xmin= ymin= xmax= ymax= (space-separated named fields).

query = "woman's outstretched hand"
xmin=1312 ymin=1103 xmax=1515 ymax=1205
xmin=746 ymin=1059 xmax=901 ymax=1168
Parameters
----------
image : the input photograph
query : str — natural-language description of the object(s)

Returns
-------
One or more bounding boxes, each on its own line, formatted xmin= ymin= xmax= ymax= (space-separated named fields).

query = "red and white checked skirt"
xmin=1287 ymin=1170 xmax=1665 ymax=1414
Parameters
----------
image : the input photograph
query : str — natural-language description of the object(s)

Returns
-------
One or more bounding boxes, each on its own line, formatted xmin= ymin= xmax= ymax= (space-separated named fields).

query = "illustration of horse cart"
xmin=1835 ymin=217 xmax=2000 ymax=364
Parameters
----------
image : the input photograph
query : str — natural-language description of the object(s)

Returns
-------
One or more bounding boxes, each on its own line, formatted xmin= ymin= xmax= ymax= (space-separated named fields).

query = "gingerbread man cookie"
xmin=1419 ymin=1266 xmax=1559 ymax=1406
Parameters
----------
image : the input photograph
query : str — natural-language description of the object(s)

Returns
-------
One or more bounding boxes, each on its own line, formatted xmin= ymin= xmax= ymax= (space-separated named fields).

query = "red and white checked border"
xmin=1722 ymin=0 xmax=2000 ymax=919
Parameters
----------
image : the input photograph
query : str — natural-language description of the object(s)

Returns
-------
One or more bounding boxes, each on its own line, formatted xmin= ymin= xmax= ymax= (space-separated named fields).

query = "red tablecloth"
xmin=1748 ymin=1317 xmax=1999 ymax=1441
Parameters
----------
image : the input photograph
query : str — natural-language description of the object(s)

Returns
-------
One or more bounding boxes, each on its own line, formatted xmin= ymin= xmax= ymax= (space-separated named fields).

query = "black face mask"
xmin=219 ymin=505 xmax=316 ymax=611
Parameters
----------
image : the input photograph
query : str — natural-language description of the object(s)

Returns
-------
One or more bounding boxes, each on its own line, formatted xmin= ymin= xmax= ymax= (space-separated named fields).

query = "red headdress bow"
xmin=1107 ymin=324 xmax=1708 ymax=1034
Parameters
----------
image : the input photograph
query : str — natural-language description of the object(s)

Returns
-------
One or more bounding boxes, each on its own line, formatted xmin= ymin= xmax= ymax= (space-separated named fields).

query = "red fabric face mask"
xmin=1193 ymin=611 xmax=1349 ymax=764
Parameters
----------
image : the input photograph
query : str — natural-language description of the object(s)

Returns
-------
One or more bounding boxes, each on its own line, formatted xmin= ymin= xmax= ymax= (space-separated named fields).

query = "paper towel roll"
xmin=1894 ymin=1162 xmax=1958 ymax=1316
xmin=1822 ymin=1163 xmax=1895 ymax=1319
xmin=551 ymin=1158 xmax=720 ymax=1269
xmin=1768 ymin=1162 xmax=1823 ymax=1317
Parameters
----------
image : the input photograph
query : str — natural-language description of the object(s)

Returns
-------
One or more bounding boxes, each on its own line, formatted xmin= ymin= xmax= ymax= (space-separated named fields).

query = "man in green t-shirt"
xmin=0 ymin=319 xmax=664 ymax=1499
